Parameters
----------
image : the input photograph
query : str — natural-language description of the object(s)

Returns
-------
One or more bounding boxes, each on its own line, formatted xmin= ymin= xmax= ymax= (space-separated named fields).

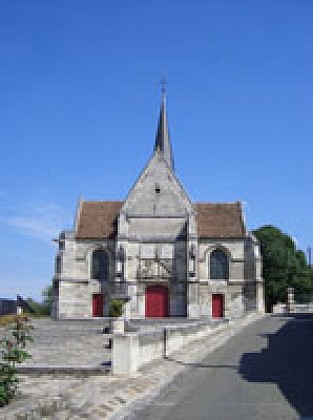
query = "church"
xmin=52 ymin=92 xmax=264 ymax=319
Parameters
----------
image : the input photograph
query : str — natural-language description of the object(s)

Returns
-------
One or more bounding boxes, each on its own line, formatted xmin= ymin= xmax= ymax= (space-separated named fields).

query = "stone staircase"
xmin=12 ymin=318 xmax=112 ymax=373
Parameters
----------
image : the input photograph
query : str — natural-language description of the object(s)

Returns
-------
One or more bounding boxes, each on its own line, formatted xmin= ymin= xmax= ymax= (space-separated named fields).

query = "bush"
xmin=109 ymin=299 xmax=124 ymax=318
xmin=0 ymin=315 xmax=33 ymax=407
xmin=25 ymin=298 xmax=50 ymax=317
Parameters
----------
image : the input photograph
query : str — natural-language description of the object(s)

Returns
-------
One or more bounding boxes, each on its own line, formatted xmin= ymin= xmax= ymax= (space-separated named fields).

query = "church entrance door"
xmin=212 ymin=294 xmax=224 ymax=318
xmin=92 ymin=293 xmax=104 ymax=317
xmin=145 ymin=285 xmax=169 ymax=318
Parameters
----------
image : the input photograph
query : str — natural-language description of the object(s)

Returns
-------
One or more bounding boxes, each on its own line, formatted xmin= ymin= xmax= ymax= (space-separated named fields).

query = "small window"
xmin=92 ymin=249 xmax=109 ymax=280
xmin=155 ymin=184 xmax=161 ymax=194
xmin=210 ymin=250 xmax=229 ymax=280
xmin=55 ymin=255 xmax=62 ymax=274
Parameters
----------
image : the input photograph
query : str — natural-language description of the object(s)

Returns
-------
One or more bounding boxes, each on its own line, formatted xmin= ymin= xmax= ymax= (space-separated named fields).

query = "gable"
xmin=122 ymin=152 xmax=193 ymax=217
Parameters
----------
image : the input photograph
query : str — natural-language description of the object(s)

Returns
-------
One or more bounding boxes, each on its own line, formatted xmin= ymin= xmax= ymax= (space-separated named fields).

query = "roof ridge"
xmin=83 ymin=200 xmax=123 ymax=204
xmin=196 ymin=201 xmax=241 ymax=205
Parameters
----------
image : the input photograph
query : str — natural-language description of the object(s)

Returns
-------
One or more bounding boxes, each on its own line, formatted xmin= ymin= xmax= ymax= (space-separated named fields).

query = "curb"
xmin=16 ymin=366 xmax=110 ymax=375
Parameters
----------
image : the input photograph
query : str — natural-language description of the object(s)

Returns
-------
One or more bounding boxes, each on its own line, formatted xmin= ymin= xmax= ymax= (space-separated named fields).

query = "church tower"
xmin=116 ymin=90 xmax=199 ymax=318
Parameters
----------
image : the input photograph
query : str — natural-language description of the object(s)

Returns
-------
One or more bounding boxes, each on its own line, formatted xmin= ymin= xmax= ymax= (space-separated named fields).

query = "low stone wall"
xmin=272 ymin=303 xmax=287 ymax=314
xmin=112 ymin=319 xmax=227 ymax=374
xmin=272 ymin=303 xmax=313 ymax=314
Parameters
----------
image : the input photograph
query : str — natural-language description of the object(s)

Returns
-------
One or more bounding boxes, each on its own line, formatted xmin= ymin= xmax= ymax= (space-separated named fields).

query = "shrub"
xmin=0 ymin=315 xmax=33 ymax=407
xmin=109 ymin=299 xmax=124 ymax=318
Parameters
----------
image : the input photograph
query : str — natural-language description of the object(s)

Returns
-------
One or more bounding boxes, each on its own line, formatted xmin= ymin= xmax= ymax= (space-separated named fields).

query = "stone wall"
xmin=112 ymin=319 xmax=227 ymax=374
xmin=58 ymin=280 xmax=90 ymax=318
xmin=54 ymin=231 xmax=117 ymax=319
xmin=53 ymin=206 xmax=264 ymax=319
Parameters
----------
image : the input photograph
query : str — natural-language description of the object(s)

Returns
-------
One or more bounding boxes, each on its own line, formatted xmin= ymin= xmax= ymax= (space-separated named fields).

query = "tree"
xmin=253 ymin=225 xmax=313 ymax=311
xmin=25 ymin=284 xmax=54 ymax=317
xmin=41 ymin=284 xmax=54 ymax=315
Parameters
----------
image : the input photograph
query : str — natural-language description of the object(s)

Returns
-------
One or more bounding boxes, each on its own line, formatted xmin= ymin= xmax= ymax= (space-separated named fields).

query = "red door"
xmin=145 ymin=285 xmax=169 ymax=318
xmin=212 ymin=294 xmax=224 ymax=318
xmin=92 ymin=294 xmax=104 ymax=317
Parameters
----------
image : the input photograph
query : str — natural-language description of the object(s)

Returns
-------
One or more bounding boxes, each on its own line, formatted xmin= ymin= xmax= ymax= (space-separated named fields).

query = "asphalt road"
xmin=134 ymin=314 xmax=313 ymax=420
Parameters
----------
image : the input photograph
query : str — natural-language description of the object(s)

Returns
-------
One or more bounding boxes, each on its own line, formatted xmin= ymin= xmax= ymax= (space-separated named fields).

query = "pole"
xmin=307 ymin=246 xmax=312 ymax=267
xmin=163 ymin=328 xmax=167 ymax=359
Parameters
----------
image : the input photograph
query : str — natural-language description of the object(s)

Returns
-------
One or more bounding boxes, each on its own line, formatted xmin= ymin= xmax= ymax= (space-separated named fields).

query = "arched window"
xmin=91 ymin=249 xmax=109 ymax=280
xmin=210 ymin=249 xmax=229 ymax=280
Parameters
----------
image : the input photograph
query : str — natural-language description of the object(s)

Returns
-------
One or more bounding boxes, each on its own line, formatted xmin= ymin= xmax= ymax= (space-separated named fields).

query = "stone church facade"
xmin=52 ymin=94 xmax=264 ymax=319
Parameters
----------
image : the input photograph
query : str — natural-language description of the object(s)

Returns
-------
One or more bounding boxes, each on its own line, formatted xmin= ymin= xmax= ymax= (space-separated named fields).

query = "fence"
xmin=0 ymin=299 xmax=17 ymax=316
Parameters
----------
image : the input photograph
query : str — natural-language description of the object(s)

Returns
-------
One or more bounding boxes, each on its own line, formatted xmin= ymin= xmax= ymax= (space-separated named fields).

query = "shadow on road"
xmin=239 ymin=313 xmax=313 ymax=418
xmin=164 ymin=356 xmax=237 ymax=370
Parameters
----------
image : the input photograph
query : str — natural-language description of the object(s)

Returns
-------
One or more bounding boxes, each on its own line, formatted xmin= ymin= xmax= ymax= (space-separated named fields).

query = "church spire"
xmin=154 ymin=82 xmax=174 ymax=170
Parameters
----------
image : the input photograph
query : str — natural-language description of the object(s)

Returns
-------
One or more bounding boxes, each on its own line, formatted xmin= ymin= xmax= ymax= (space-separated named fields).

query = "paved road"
xmin=135 ymin=314 xmax=313 ymax=420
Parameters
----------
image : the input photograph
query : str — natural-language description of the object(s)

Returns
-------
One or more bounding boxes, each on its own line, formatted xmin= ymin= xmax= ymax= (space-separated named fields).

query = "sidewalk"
xmin=1 ymin=313 xmax=265 ymax=419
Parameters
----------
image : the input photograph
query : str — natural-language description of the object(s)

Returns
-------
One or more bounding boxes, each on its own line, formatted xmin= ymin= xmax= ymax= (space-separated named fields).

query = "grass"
xmin=0 ymin=315 xmax=17 ymax=328
xmin=0 ymin=313 xmax=49 ymax=328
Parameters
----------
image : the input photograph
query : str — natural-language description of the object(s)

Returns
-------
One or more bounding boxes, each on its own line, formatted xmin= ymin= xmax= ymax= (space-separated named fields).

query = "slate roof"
xmin=76 ymin=201 xmax=246 ymax=239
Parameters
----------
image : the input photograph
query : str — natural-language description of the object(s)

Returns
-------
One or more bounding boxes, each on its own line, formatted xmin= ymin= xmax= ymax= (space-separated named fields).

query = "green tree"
xmin=41 ymin=284 xmax=54 ymax=315
xmin=25 ymin=298 xmax=48 ymax=317
xmin=253 ymin=225 xmax=313 ymax=311
xmin=25 ymin=284 xmax=54 ymax=317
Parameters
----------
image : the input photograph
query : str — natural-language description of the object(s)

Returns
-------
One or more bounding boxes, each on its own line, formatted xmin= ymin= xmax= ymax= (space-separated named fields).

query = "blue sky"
xmin=0 ymin=0 xmax=312 ymax=300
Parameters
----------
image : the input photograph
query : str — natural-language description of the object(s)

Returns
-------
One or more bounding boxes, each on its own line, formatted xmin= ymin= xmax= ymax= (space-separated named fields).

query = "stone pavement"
xmin=19 ymin=319 xmax=111 ymax=371
xmin=0 ymin=313 xmax=264 ymax=419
